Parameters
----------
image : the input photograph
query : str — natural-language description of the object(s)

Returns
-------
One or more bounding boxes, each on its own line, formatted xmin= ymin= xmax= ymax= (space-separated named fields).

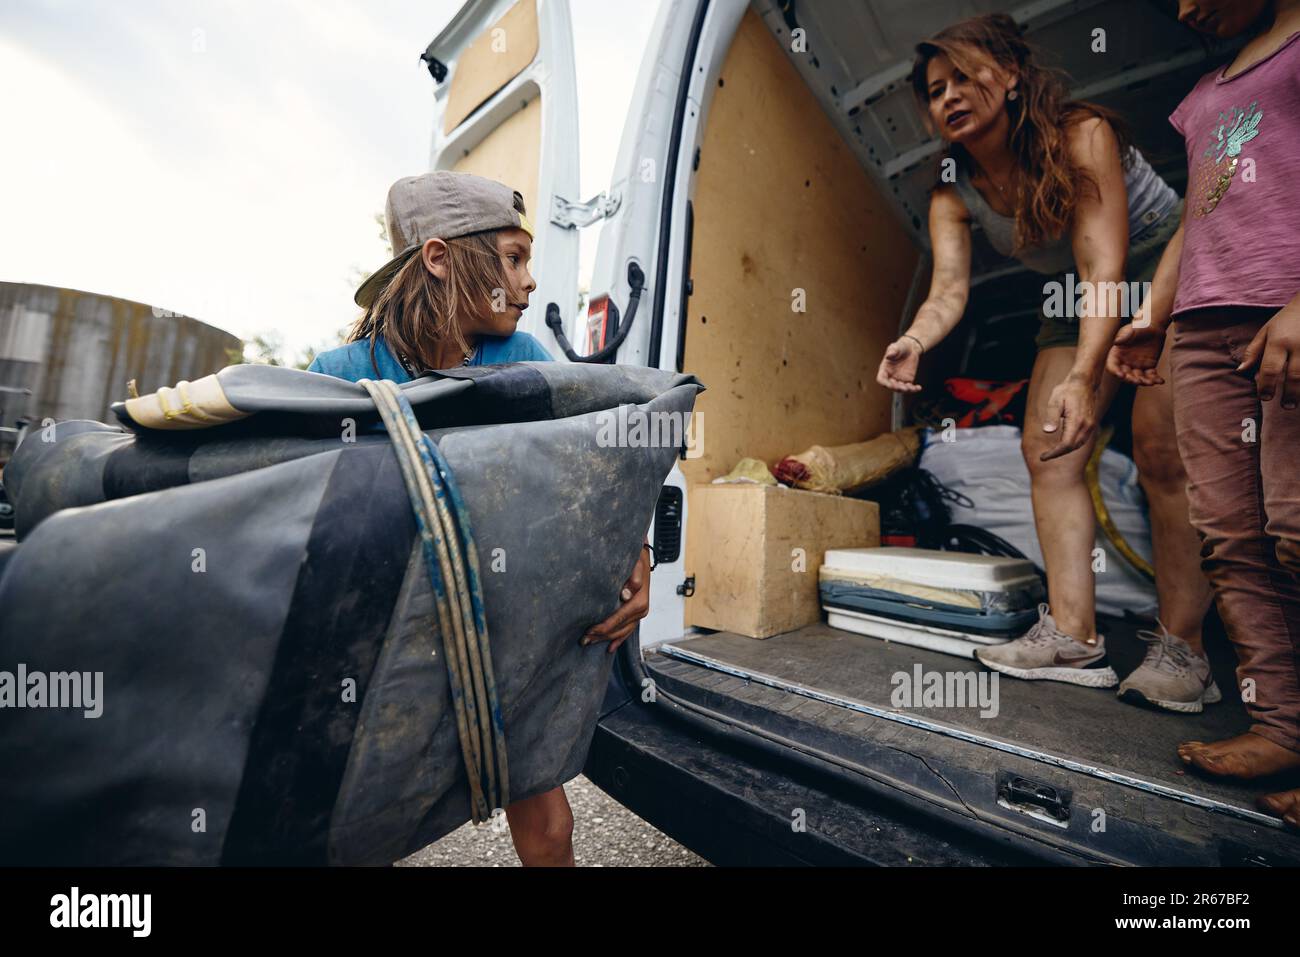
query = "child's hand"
xmin=582 ymin=544 xmax=651 ymax=654
xmin=1106 ymin=320 xmax=1168 ymax=386
xmin=876 ymin=337 xmax=923 ymax=393
xmin=1239 ymin=300 xmax=1300 ymax=410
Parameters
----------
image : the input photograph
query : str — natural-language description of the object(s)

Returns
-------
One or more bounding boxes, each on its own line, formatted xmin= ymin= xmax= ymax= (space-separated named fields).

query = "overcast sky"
xmin=0 ymin=0 xmax=662 ymax=360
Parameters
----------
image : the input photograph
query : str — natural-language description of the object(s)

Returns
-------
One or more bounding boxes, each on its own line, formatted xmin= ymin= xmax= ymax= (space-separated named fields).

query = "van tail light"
xmin=584 ymin=294 xmax=621 ymax=354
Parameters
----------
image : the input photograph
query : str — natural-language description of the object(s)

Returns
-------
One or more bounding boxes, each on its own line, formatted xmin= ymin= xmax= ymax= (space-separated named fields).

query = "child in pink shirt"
xmin=1108 ymin=0 xmax=1300 ymax=828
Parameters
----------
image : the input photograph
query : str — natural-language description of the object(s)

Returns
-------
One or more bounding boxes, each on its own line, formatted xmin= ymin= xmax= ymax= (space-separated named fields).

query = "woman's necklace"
xmin=977 ymin=160 xmax=1016 ymax=207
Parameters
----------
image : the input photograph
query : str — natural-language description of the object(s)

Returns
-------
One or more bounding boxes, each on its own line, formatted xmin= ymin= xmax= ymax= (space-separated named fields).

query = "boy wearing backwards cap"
xmin=311 ymin=170 xmax=652 ymax=863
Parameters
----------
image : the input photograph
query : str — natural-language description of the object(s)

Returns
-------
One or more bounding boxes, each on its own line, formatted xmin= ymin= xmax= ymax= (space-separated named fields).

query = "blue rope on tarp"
xmin=358 ymin=378 xmax=508 ymax=823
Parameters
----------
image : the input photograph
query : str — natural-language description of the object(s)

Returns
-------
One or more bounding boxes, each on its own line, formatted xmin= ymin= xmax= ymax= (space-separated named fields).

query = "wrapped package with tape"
xmin=773 ymin=427 xmax=921 ymax=495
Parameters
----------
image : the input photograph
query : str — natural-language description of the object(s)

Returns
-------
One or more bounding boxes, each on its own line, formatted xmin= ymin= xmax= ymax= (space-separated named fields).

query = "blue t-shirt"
xmin=308 ymin=331 xmax=553 ymax=384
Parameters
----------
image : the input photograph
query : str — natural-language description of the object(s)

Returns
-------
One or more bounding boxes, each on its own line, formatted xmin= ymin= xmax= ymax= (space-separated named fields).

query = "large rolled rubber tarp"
xmin=0 ymin=361 xmax=702 ymax=865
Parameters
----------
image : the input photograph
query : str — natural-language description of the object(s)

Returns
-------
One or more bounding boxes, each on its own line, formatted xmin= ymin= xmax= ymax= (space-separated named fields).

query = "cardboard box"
xmin=684 ymin=484 xmax=879 ymax=638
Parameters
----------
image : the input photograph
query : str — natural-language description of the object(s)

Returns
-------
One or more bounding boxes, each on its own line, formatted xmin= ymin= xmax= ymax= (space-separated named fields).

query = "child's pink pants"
xmin=1170 ymin=306 xmax=1300 ymax=754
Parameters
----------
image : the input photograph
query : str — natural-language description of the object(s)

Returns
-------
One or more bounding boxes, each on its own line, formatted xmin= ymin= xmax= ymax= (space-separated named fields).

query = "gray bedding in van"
xmin=0 ymin=362 xmax=701 ymax=865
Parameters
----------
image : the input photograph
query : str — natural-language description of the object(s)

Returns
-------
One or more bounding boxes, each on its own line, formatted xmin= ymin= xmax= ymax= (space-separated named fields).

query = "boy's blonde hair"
xmin=347 ymin=230 xmax=514 ymax=374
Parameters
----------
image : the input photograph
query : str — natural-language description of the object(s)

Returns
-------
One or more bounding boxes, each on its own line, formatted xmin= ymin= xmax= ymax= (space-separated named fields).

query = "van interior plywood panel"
xmin=680 ymin=9 xmax=920 ymax=485
xmin=451 ymin=96 xmax=541 ymax=223
xmin=443 ymin=0 xmax=539 ymax=135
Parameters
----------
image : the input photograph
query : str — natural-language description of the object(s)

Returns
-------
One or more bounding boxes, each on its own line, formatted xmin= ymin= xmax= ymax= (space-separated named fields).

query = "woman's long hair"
xmin=347 ymin=229 xmax=516 ymax=374
xmin=910 ymin=13 xmax=1133 ymax=251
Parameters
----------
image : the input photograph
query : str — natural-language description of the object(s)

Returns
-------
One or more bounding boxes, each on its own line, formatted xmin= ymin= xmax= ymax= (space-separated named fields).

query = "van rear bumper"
xmin=583 ymin=699 xmax=1056 ymax=866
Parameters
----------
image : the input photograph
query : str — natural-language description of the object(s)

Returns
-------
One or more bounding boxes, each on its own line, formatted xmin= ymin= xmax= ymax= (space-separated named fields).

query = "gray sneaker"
xmin=1117 ymin=625 xmax=1221 ymax=714
xmin=975 ymin=604 xmax=1119 ymax=688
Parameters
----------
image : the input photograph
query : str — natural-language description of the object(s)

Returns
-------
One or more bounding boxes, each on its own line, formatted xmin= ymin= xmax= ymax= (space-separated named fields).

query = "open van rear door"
xmin=575 ymin=0 xmax=741 ymax=645
xmin=422 ymin=0 xmax=580 ymax=347
xmin=584 ymin=0 xmax=723 ymax=370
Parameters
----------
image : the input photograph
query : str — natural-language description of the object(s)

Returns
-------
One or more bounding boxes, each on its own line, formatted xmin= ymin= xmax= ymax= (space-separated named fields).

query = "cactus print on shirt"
xmin=1189 ymin=101 xmax=1263 ymax=217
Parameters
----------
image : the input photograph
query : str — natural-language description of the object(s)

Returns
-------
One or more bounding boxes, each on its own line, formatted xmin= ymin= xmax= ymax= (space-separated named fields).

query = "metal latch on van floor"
xmin=997 ymin=772 xmax=1071 ymax=829
xmin=551 ymin=191 xmax=622 ymax=229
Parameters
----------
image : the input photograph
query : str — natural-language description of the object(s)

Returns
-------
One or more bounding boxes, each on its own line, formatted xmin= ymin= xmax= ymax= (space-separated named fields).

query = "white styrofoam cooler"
xmin=820 ymin=547 xmax=1044 ymax=657
xmin=821 ymin=547 xmax=1042 ymax=592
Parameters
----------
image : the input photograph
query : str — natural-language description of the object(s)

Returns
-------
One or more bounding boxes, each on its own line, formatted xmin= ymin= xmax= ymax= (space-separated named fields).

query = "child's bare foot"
xmin=1258 ymin=789 xmax=1300 ymax=829
xmin=1177 ymin=731 xmax=1300 ymax=779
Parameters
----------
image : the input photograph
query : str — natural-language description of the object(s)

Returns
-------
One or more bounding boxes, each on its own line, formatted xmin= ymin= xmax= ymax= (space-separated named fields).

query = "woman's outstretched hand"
xmin=876 ymin=337 xmax=923 ymax=393
xmin=1040 ymin=374 xmax=1100 ymax=461
xmin=1106 ymin=318 xmax=1167 ymax=386
xmin=583 ymin=543 xmax=652 ymax=654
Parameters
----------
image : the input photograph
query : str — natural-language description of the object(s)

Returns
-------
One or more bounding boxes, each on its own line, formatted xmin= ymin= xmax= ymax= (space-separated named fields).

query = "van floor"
xmin=651 ymin=619 xmax=1277 ymax=815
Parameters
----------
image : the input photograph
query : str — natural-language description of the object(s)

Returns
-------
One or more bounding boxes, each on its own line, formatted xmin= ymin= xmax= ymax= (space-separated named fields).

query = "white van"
xmin=422 ymin=0 xmax=1298 ymax=864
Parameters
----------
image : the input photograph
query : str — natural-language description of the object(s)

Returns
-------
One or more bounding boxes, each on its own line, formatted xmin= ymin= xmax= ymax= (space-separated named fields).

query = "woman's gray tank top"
xmin=952 ymin=147 xmax=1179 ymax=275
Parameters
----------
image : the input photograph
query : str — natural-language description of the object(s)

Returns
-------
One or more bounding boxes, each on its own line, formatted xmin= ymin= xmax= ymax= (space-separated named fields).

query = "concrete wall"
xmin=0 ymin=282 xmax=243 ymax=460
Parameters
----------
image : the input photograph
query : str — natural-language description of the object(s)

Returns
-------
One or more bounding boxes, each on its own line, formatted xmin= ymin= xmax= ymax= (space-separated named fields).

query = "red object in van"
xmin=881 ymin=533 xmax=917 ymax=547
xmin=944 ymin=377 xmax=1029 ymax=428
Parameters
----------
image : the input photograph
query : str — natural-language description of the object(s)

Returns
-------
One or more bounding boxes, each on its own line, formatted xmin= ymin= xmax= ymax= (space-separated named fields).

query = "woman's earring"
xmin=1007 ymin=90 xmax=1019 ymax=101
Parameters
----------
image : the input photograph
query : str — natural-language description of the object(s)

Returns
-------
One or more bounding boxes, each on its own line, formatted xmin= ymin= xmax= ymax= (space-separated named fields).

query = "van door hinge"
xmin=420 ymin=51 xmax=447 ymax=83
xmin=551 ymin=191 xmax=622 ymax=229
xmin=676 ymin=575 xmax=695 ymax=598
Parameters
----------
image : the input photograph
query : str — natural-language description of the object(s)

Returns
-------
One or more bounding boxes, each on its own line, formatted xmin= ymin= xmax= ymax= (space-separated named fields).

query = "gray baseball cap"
xmin=354 ymin=170 xmax=535 ymax=308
